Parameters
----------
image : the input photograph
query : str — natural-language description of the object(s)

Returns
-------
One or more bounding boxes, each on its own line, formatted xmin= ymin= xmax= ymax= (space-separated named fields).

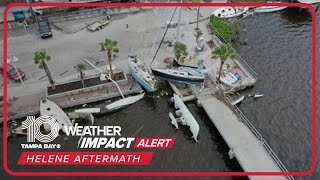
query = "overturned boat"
xmin=169 ymin=94 xmax=200 ymax=142
xmin=128 ymin=54 xmax=156 ymax=92
xmin=40 ymin=98 xmax=72 ymax=133
xmin=151 ymin=68 xmax=205 ymax=84
xmin=212 ymin=7 xmax=249 ymax=19
xmin=105 ymin=93 xmax=145 ymax=111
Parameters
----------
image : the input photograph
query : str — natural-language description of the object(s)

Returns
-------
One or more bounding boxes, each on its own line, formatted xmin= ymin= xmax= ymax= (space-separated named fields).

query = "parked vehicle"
xmin=87 ymin=15 xmax=111 ymax=32
xmin=37 ymin=18 xmax=52 ymax=38
xmin=0 ymin=64 xmax=25 ymax=82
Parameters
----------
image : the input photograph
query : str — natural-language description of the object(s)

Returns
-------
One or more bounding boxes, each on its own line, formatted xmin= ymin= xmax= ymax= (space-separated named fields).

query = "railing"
xmin=209 ymin=17 xmax=293 ymax=179
xmin=225 ymin=93 xmax=294 ymax=180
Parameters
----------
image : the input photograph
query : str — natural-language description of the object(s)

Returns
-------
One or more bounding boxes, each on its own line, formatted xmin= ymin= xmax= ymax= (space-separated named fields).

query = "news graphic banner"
xmin=18 ymin=116 xmax=175 ymax=165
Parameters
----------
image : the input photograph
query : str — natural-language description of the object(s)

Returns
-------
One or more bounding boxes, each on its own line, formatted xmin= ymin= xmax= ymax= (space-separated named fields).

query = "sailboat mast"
xmin=150 ymin=7 xmax=178 ymax=67
xmin=176 ymin=5 xmax=182 ymax=40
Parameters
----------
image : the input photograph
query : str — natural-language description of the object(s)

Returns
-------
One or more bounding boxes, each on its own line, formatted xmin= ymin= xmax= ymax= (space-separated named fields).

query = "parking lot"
xmin=0 ymin=6 xmax=221 ymax=99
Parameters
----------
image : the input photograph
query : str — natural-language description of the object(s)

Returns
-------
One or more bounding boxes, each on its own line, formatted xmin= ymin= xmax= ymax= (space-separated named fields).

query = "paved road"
xmin=0 ymin=5 xmax=226 ymax=99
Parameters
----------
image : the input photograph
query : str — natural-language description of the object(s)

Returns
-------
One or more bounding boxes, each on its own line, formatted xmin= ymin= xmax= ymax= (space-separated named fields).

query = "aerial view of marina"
xmin=0 ymin=1 xmax=319 ymax=180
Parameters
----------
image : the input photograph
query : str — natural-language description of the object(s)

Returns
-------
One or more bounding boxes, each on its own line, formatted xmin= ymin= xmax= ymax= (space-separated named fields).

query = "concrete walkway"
xmin=191 ymin=87 xmax=288 ymax=180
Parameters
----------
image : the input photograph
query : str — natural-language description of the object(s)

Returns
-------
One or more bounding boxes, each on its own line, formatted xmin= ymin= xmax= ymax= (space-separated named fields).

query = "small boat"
xmin=219 ymin=72 xmax=238 ymax=86
xmin=151 ymin=68 xmax=205 ymax=83
xmin=40 ymin=98 xmax=72 ymax=133
xmin=254 ymin=6 xmax=287 ymax=13
xmin=249 ymin=92 xmax=264 ymax=98
xmin=105 ymin=93 xmax=145 ymax=110
xmin=231 ymin=95 xmax=245 ymax=106
xmin=128 ymin=54 xmax=157 ymax=92
xmin=212 ymin=7 xmax=249 ymax=19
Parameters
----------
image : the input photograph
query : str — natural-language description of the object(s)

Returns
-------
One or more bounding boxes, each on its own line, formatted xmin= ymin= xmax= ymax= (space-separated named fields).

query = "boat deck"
xmin=190 ymin=86 xmax=290 ymax=180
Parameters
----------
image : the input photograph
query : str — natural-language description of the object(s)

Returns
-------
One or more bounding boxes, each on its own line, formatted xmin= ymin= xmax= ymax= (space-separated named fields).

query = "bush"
xmin=209 ymin=16 xmax=234 ymax=43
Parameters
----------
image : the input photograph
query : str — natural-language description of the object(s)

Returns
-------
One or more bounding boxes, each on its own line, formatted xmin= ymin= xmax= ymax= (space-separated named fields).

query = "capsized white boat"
xmin=40 ymin=98 xmax=72 ymax=133
xmin=231 ymin=95 xmax=244 ymax=106
xmin=248 ymin=92 xmax=264 ymax=98
xmin=212 ymin=7 xmax=249 ymax=19
xmin=169 ymin=94 xmax=199 ymax=142
xmin=105 ymin=93 xmax=145 ymax=110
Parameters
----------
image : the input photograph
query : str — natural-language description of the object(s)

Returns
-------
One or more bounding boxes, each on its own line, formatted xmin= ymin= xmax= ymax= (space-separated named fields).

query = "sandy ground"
xmin=0 ymin=5 xmax=228 ymax=99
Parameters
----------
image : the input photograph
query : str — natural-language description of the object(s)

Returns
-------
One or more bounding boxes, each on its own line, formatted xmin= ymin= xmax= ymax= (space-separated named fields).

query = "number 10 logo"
xmin=22 ymin=115 xmax=60 ymax=143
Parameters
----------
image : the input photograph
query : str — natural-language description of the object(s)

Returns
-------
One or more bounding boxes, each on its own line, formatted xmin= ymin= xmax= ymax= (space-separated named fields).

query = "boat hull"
xmin=254 ymin=6 xmax=287 ymax=13
xmin=212 ymin=7 xmax=249 ymax=18
xmin=151 ymin=69 xmax=204 ymax=83
xmin=129 ymin=66 xmax=156 ymax=92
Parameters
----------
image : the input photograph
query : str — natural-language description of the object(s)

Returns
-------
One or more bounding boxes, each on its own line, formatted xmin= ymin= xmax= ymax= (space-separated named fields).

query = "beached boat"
xmin=40 ymin=98 xmax=72 ymax=133
xmin=128 ymin=54 xmax=157 ymax=92
xmin=254 ymin=4 xmax=287 ymax=13
xmin=151 ymin=68 xmax=205 ymax=83
xmin=212 ymin=7 xmax=249 ymax=19
xmin=219 ymin=72 xmax=239 ymax=86
xmin=231 ymin=95 xmax=245 ymax=106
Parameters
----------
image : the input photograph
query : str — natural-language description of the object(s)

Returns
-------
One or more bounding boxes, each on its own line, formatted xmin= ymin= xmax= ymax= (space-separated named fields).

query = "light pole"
xmin=7 ymin=55 xmax=25 ymax=86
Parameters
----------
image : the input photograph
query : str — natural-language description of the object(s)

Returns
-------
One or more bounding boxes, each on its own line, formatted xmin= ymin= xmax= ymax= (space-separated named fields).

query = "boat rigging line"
xmin=147 ymin=5 xmax=169 ymax=63
xmin=150 ymin=7 xmax=178 ymax=67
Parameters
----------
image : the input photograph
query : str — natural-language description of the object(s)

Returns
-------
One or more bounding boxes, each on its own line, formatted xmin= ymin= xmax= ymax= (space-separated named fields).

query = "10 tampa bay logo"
xmin=21 ymin=115 xmax=61 ymax=149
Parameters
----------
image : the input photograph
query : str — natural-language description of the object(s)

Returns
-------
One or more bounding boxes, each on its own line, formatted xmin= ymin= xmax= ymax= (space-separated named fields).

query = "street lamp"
xmin=7 ymin=55 xmax=25 ymax=86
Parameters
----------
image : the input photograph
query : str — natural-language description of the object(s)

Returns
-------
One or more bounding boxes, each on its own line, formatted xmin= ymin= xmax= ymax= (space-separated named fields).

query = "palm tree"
xmin=74 ymin=64 xmax=86 ymax=88
xmin=211 ymin=44 xmax=238 ymax=82
xmin=34 ymin=51 xmax=55 ymax=89
xmin=100 ymin=38 xmax=119 ymax=78
xmin=173 ymin=41 xmax=188 ymax=63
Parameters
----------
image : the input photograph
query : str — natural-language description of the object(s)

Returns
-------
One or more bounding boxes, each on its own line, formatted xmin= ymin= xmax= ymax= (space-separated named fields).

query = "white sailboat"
xmin=128 ymin=54 xmax=156 ymax=92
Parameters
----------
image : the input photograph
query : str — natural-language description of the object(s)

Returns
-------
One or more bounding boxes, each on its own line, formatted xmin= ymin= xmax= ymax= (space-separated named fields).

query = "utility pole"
xmin=176 ymin=1 xmax=183 ymax=40
xmin=196 ymin=6 xmax=200 ymax=30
